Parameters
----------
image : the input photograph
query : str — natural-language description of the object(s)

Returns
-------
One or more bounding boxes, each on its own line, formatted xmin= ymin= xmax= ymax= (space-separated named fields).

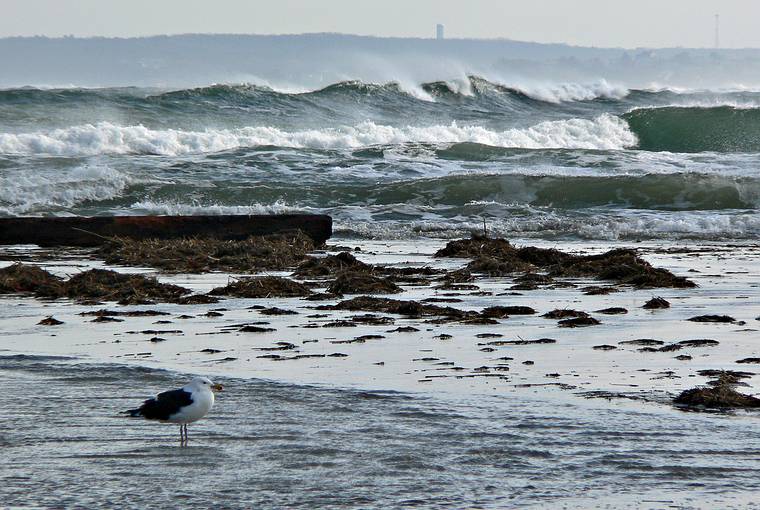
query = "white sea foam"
xmin=334 ymin=211 xmax=760 ymax=242
xmin=509 ymin=79 xmax=630 ymax=103
xmin=0 ymin=165 xmax=135 ymax=214
xmin=0 ymin=115 xmax=637 ymax=156
xmin=128 ymin=199 xmax=308 ymax=216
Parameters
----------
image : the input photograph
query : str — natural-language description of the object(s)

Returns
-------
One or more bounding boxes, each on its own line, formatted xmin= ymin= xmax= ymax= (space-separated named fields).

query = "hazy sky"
xmin=1 ymin=0 xmax=757 ymax=49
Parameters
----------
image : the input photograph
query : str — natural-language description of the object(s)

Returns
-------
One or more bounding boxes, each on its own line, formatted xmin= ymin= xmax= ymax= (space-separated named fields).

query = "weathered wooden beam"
xmin=0 ymin=214 xmax=332 ymax=247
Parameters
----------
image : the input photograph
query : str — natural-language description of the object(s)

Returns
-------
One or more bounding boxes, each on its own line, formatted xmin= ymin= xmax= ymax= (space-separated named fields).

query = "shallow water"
xmin=2 ymin=354 xmax=760 ymax=509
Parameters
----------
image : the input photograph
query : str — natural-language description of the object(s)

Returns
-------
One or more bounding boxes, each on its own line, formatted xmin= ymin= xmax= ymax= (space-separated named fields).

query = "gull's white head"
xmin=188 ymin=376 xmax=224 ymax=393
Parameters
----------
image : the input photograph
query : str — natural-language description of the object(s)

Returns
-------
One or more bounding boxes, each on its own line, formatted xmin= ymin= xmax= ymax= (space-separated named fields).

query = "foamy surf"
xmin=0 ymin=115 xmax=636 ymax=156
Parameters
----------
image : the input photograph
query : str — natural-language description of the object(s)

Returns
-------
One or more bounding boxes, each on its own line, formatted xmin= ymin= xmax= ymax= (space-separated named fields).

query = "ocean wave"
xmin=334 ymin=211 xmax=760 ymax=242
xmin=0 ymin=165 xmax=136 ymax=215
xmin=623 ymin=106 xmax=760 ymax=152
xmin=0 ymin=116 xmax=636 ymax=156
xmin=127 ymin=199 xmax=308 ymax=216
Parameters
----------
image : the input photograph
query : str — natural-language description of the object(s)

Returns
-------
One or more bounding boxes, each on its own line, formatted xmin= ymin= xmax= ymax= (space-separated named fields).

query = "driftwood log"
xmin=0 ymin=214 xmax=332 ymax=247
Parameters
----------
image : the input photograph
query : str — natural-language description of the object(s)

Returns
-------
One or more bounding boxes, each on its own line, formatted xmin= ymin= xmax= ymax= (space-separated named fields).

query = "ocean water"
xmin=3 ymin=354 xmax=760 ymax=509
xmin=1 ymin=76 xmax=759 ymax=241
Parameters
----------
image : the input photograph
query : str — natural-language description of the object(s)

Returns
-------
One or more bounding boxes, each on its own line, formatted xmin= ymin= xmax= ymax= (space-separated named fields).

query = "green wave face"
xmin=623 ymin=106 xmax=760 ymax=153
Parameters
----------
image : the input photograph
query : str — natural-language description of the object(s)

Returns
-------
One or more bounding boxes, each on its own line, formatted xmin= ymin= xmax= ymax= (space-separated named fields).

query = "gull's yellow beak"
xmin=211 ymin=383 xmax=224 ymax=392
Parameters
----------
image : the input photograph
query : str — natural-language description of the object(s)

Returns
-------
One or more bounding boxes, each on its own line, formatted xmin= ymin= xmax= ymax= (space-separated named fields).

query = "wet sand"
xmin=2 ymin=238 xmax=760 ymax=402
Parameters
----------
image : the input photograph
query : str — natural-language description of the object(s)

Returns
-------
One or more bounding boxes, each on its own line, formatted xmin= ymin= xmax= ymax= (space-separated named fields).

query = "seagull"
xmin=125 ymin=377 xmax=223 ymax=445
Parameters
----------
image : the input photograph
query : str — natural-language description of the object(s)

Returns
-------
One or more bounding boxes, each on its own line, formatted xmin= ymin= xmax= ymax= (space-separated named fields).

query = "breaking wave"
xmin=624 ymin=106 xmax=760 ymax=153
xmin=0 ymin=115 xmax=636 ymax=156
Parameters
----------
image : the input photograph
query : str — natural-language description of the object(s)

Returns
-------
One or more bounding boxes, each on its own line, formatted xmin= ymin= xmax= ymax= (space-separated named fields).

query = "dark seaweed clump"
xmin=326 ymin=272 xmax=402 ymax=295
xmin=293 ymin=252 xmax=370 ymax=277
xmin=210 ymin=276 xmax=312 ymax=298
xmin=0 ymin=264 xmax=191 ymax=304
xmin=0 ymin=263 xmax=63 ymax=294
xmin=674 ymin=372 xmax=760 ymax=408
xmin=435 ymin=235 xmax=695 ymax=289
xmin=97 ymin=233 xmax=315 ymax=273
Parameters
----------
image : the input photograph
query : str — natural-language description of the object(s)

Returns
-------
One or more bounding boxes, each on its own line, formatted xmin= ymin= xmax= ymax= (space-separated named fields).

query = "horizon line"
xmin=1 ymin=31 xmax=758 ymax=52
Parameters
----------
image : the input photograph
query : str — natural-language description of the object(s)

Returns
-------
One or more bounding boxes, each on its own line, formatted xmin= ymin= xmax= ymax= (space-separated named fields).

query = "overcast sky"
xmin=1 ymin=0 xmax=756 ymax=49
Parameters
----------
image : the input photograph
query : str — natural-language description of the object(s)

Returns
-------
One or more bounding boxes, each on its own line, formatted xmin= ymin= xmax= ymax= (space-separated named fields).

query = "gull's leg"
xmin=185 ymin=424 xmax=189 ymax=444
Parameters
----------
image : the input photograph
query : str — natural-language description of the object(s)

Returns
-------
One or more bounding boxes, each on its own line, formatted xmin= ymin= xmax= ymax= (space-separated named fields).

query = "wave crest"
xmin=0 ymin=116 xmax=636 ymax=156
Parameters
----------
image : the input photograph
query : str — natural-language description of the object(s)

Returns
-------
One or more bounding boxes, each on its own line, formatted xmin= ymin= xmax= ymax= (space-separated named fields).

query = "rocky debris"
xmin=255 ymin=342 xmax=296 ymax=351
xmin=514 ymin=273 xmax=554 ymax=285
xmin=619 ymin=339 xmax=664 ymax=346
xmin=239 ymin=325 xmax=277 ymax=333
xmin=678 ymin=339 xmax=719 ymax=348
xmin=2 ymin=265 xmax=189 ymax=305
xmin=675 ymin=355 xmax=692 ymax=361
xmin=482 ymin=306 xmax=536 ymax=318
xmin=210 ymin=276 xmax=312 ymax=298
xmin=697 ymin=369 xmax=754 ymax=381
xmin=479 ymin=338 xmax=557 ymax=346
xmin=440 ymin=269 xmax=474 ymax=284
xmin=126 ymin=329 xmax=183 ymax=335
xmin=320 ymin=296 xmax=477 ymax=320
xmin=259 ymin=307 xmax=299 ymax=316
xmin=176 ymin=294 xmax=221 ymax=305
xmin=674 ymin=372 xmax=760 ymax=408
xmin=332 ymin=335 xmax=385 ymax=344
xmin=558 ymin=317 xmax=601 ymax=328
xmin=736 ymin=358 xmax=760 ymax=364
xmin=593 ymin=345 xmax=617 ymax=351
xmin=466 ymin=256 xmax=532 ymax=276
xmin=322 ymin=320 xmax=357 ymax=328
xmin=583 ymin=286 xmax=620 ymax=295
xmin=434 ymin=236 xmax=515 ymax=259
xmin=97 ymin=232 xmax=315 ymax=273
xmin=595 ymin=307 xmax=628 ymax=315
xmin=435 ymin=235 xmax=695 ymax=288
xmin=304 ymin=292 xmax=343 ymax=301
xmin=510 ymin=283 xmax=539 ymax=291
xmin=79 ymin=309 xmax=170 ymax=317
xmin=327 ymin=271 xmax=402 ymax=295
xmin=0 ymin=264 xmax=62 ymax=294
xmin=348 ymin=314 xmax=395 ymax=325
xmin=643 ymin=297 xmax=670 ymax=309
xmin=91 ymin=316 xmax=123 ymax=323
xmin=458 ymin=317 xmax=499 ymax=325
xmin=66 ymin=269 xmax=190 ymax=304
xmin=542 ymin=309 xmax=589 ymax=319
xmin=387 ymin=326 xmax=420 ymax=333
xmin=293 ymin=251 xmax=369 ymax=278
xmin=639 ymin=344 xmax=683 ymax=353
xmin=687 ymin=315 xmax=736 ymax=323
xmin=37 ymin=316 xmax=63 ymax=326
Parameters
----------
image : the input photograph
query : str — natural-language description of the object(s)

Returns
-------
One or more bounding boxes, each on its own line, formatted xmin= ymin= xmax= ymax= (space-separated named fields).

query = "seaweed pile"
xmin=210 ymin=276 xmax=312 ymax=298
xmin=674 ymin=372 xmax=760 ymax=409
xmin=0 ymin=263 xmax=191 ymax=304
xmin=97 ymin=233 xmax=315 ymax=273
xmin=435 ymin=235 xmax=695 ymax=289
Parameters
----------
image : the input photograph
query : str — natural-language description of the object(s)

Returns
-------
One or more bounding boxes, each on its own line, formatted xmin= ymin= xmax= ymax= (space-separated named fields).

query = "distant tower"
xmin=714 ymin=14 xmax=720 ymax=49
xmin=436 ymin=24 xmax=445 ymax=40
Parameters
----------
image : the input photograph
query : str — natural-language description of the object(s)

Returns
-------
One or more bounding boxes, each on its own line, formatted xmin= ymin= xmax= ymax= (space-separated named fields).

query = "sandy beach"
xmin=3 ymin=235 xmax=760 ymax=508
xmin=3 ymin=237 xmax=759 ymax=400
